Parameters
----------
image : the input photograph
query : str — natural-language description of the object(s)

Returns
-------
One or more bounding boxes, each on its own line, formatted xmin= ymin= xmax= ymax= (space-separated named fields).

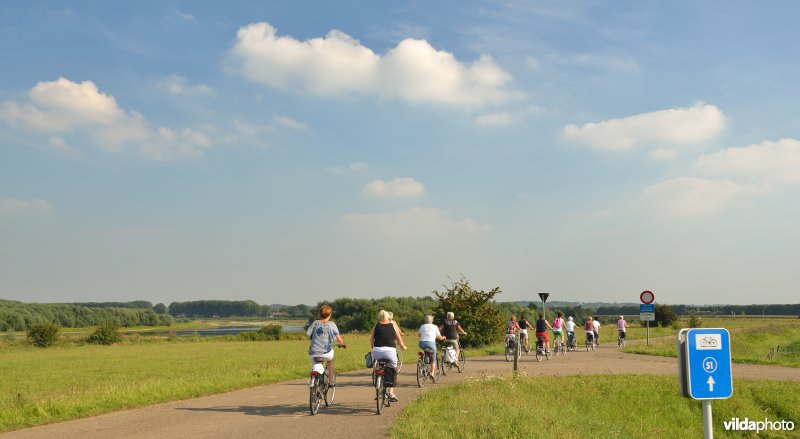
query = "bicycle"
xmin=416 ymin=348 xmax=440 ymax=387
xmin=309 ymin=344 xmax=346 ymax=415
xmin=618 ymin=331 xmax=626 ymax=348
xmin=535 ymin=335 xmax=551 ymax=362
xmin=566 ymin=332 xmax=577 ymax=352
xmin=594 ymin=331 xmax=600 ymax=348
xmin=553 ymin=334 xmax=564 ymax=356
xmin=504 ymin=334 xmax=520 ymax=362
xmin=372 ymin=359 xmax=393 ymax=414
xmin=439 ymin=340 xmax=464 ymax=374
xmin=585 ymin=333 xmax=595 ymax=351
xmin=520 ymin=332 xmax=530 ymax=355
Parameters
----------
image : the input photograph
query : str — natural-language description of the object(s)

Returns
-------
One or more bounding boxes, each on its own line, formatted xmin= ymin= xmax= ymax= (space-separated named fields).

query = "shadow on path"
xmin=177 ymin=401 xmax=375 ymax=417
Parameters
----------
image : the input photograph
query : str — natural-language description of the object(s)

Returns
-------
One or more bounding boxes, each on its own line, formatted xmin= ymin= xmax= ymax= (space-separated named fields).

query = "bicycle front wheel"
xmin=324 ymin=381 xmax=335 ymax=406
xmin=396 ymin=349 xmax=404 ymax=372
xmin=458 ymin=348 xmax=465 ymax=372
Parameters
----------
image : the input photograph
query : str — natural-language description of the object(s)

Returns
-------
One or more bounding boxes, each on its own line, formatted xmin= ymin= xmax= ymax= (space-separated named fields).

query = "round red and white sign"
xmin=640 ymin=290 xmax=655 ymax=304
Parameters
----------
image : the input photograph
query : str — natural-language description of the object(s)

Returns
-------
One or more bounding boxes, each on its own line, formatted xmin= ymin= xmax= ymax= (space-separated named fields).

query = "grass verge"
xmin=390 ymin=374 xmax=800 ymax=439
xmin=0 ymin=334 xmax=377 ymax=432
xmin=623 ymin=322 xmax=800 ymax=367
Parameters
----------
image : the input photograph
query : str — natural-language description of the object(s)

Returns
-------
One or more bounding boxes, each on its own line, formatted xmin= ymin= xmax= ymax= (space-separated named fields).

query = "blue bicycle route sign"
xmin=679 ymin=328 xmax=733 ymax=400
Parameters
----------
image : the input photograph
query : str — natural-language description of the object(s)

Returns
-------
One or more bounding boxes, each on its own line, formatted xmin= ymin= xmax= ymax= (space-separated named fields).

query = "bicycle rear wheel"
xmin=375 ymin=377 xmax=383 ymax=414
xmin=416 ymin=362 xmax=424 ymax=388
xmin=309 ymin=378 xmax=321 ymax=415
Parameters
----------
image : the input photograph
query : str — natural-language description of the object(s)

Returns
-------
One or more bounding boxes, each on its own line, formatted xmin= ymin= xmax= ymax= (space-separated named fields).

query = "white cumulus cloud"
xmin=636 ymin=177 xmax=757 ymax=218
xmin=342 ymin=207 xmax=491 ymax=240
xmin=475 ymin=111 xmax=515 ymax=127
xmin=228 ymin=22 xmax=518 ymax=107
xmin=695 ymin=138 xmax=800 ymax=183
xmin=162 ymin=75 xmax=213 ymax=96
xmin=562 ymin=103 xmax=726 ymax=151
xmin=364 ymin=178 xmax=425 ymax=198
xmin=271 ymin=115 xmax=307 ymax=130
xmin=0 ymin=77 xmax=214 ymax=160
xmin=0 ymin=197 xmax=53 ymax=214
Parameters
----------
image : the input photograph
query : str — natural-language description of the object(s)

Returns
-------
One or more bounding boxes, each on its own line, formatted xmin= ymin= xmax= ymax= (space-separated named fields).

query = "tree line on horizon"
xmin=3 ymin=296 xmax=797 ymax=333
xmin=0 ymin=299 xmax=172 ymax=331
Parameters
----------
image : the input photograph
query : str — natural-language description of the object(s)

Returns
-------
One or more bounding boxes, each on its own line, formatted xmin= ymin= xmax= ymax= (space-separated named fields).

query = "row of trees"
xmin=0 ymin=299 xmax=172 ymax=331
xmin=166 ymin=300 xmax=311 ymax=318
xmin=312 ymin=296 xmax=439 ymax=333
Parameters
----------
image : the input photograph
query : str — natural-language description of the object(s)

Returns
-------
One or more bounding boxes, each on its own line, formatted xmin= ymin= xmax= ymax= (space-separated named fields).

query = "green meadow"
xmin=390 ymin=375 xmax=800 ymax=439
xmin=623 ymin=320 xmax=800 ymax=367
xmin=0 ymin=334 xmax=375 ymax=432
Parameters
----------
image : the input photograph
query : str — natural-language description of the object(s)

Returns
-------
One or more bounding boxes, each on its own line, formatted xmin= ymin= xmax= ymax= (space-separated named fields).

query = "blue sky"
xmin=2 ymin=1 xmax=799 ymax=306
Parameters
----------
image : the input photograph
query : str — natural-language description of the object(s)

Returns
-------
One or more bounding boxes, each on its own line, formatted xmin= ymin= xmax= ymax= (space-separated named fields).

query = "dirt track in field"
xmin=3 ymin=344 xmax=798 ymax=439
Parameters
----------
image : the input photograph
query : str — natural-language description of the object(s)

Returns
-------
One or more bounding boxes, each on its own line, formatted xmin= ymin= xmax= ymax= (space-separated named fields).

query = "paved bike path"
xmin=3 ymin=347 xmax=799 ymax=439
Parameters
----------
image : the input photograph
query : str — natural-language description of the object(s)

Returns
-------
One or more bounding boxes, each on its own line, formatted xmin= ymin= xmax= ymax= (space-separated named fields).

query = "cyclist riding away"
xmin=518 ymin=314 xmax=532 ymax=351
xmin=617 ymin=315 xmax=628 ymax=343
xmin=565 ymin=316 xmax=577 ymax=348
xmin=505 ymin=315 xmax=521 ymax=349
xmin=552 ymin=311 xmax=566 ymax=347
xmin=440 ymin=312 xmax=467 ymax=365
xmin=418 ymin=315 xmax=445 ymax=381
xmin=307 ymin=305 xmax=345 ymax=386
xmin=584 ymin=316 xmax=595 ymax=346
xmin=371 ymin=309 xmax=407 ymax=402
xmin=592 ymin=317 xmax=601 ymax=346
xmin=535 ymin=313 xmax=553 ymax=353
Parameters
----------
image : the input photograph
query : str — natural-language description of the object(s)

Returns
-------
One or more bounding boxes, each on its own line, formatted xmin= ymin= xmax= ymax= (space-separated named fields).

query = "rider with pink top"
xmin=616 ymin=315 xmax=629 ymax=340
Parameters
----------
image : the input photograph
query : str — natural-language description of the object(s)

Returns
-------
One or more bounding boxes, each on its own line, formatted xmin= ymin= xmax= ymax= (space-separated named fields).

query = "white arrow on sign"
xmin=707 ymin=376 xmax=715 ymax=392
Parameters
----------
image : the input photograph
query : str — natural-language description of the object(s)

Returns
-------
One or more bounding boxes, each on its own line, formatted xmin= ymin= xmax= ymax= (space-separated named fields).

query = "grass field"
xmin=0 ymin=334 xmax=376 ymax=432
xmin=390 ymin=374 xmax=800 ymax=439
xmin=623 ymin=320 xmax=800 ymax=368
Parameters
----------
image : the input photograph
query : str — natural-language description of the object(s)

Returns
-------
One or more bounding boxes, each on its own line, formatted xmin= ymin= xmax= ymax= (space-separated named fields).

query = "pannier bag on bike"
xmin=444 ymin=347 xmax=457 ymax=363
xmin=382 ymin=366 xmax=397 ymax=387
xmin=423 ymin=348 xmax=434 ymax=364
xmin=365 ymin=352 xmax=375 ymax=368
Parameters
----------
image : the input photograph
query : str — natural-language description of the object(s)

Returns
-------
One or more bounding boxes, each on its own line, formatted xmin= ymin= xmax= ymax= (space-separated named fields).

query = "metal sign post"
xmin=640 ymin=304 xmax=655 ymax=345
xmin=640 ymin=291 xmax=655 ymax=346
xmin=677 ymin=328 xmax=733 ymax=439
xmin=538 ymin=292 xmax=549 ymax=319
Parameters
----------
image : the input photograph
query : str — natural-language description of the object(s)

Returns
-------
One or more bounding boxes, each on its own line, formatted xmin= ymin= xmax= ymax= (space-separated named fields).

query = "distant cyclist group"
xmin=306 ymin=305 xmax=630 ymax=414
xmin=505 ymin=313 xmax=630 ymax=353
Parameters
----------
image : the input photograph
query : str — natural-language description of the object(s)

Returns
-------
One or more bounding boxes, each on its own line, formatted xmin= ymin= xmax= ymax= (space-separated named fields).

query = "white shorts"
xmin=372 ymin=346 xmax=398 ymax=369
xmin=308 ymin=350 xmax=334 ymax=366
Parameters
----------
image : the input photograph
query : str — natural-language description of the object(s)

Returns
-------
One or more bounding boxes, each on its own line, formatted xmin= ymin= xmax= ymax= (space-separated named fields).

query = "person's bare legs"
xmin=326 ymin=359 xmax=335 ymax=385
